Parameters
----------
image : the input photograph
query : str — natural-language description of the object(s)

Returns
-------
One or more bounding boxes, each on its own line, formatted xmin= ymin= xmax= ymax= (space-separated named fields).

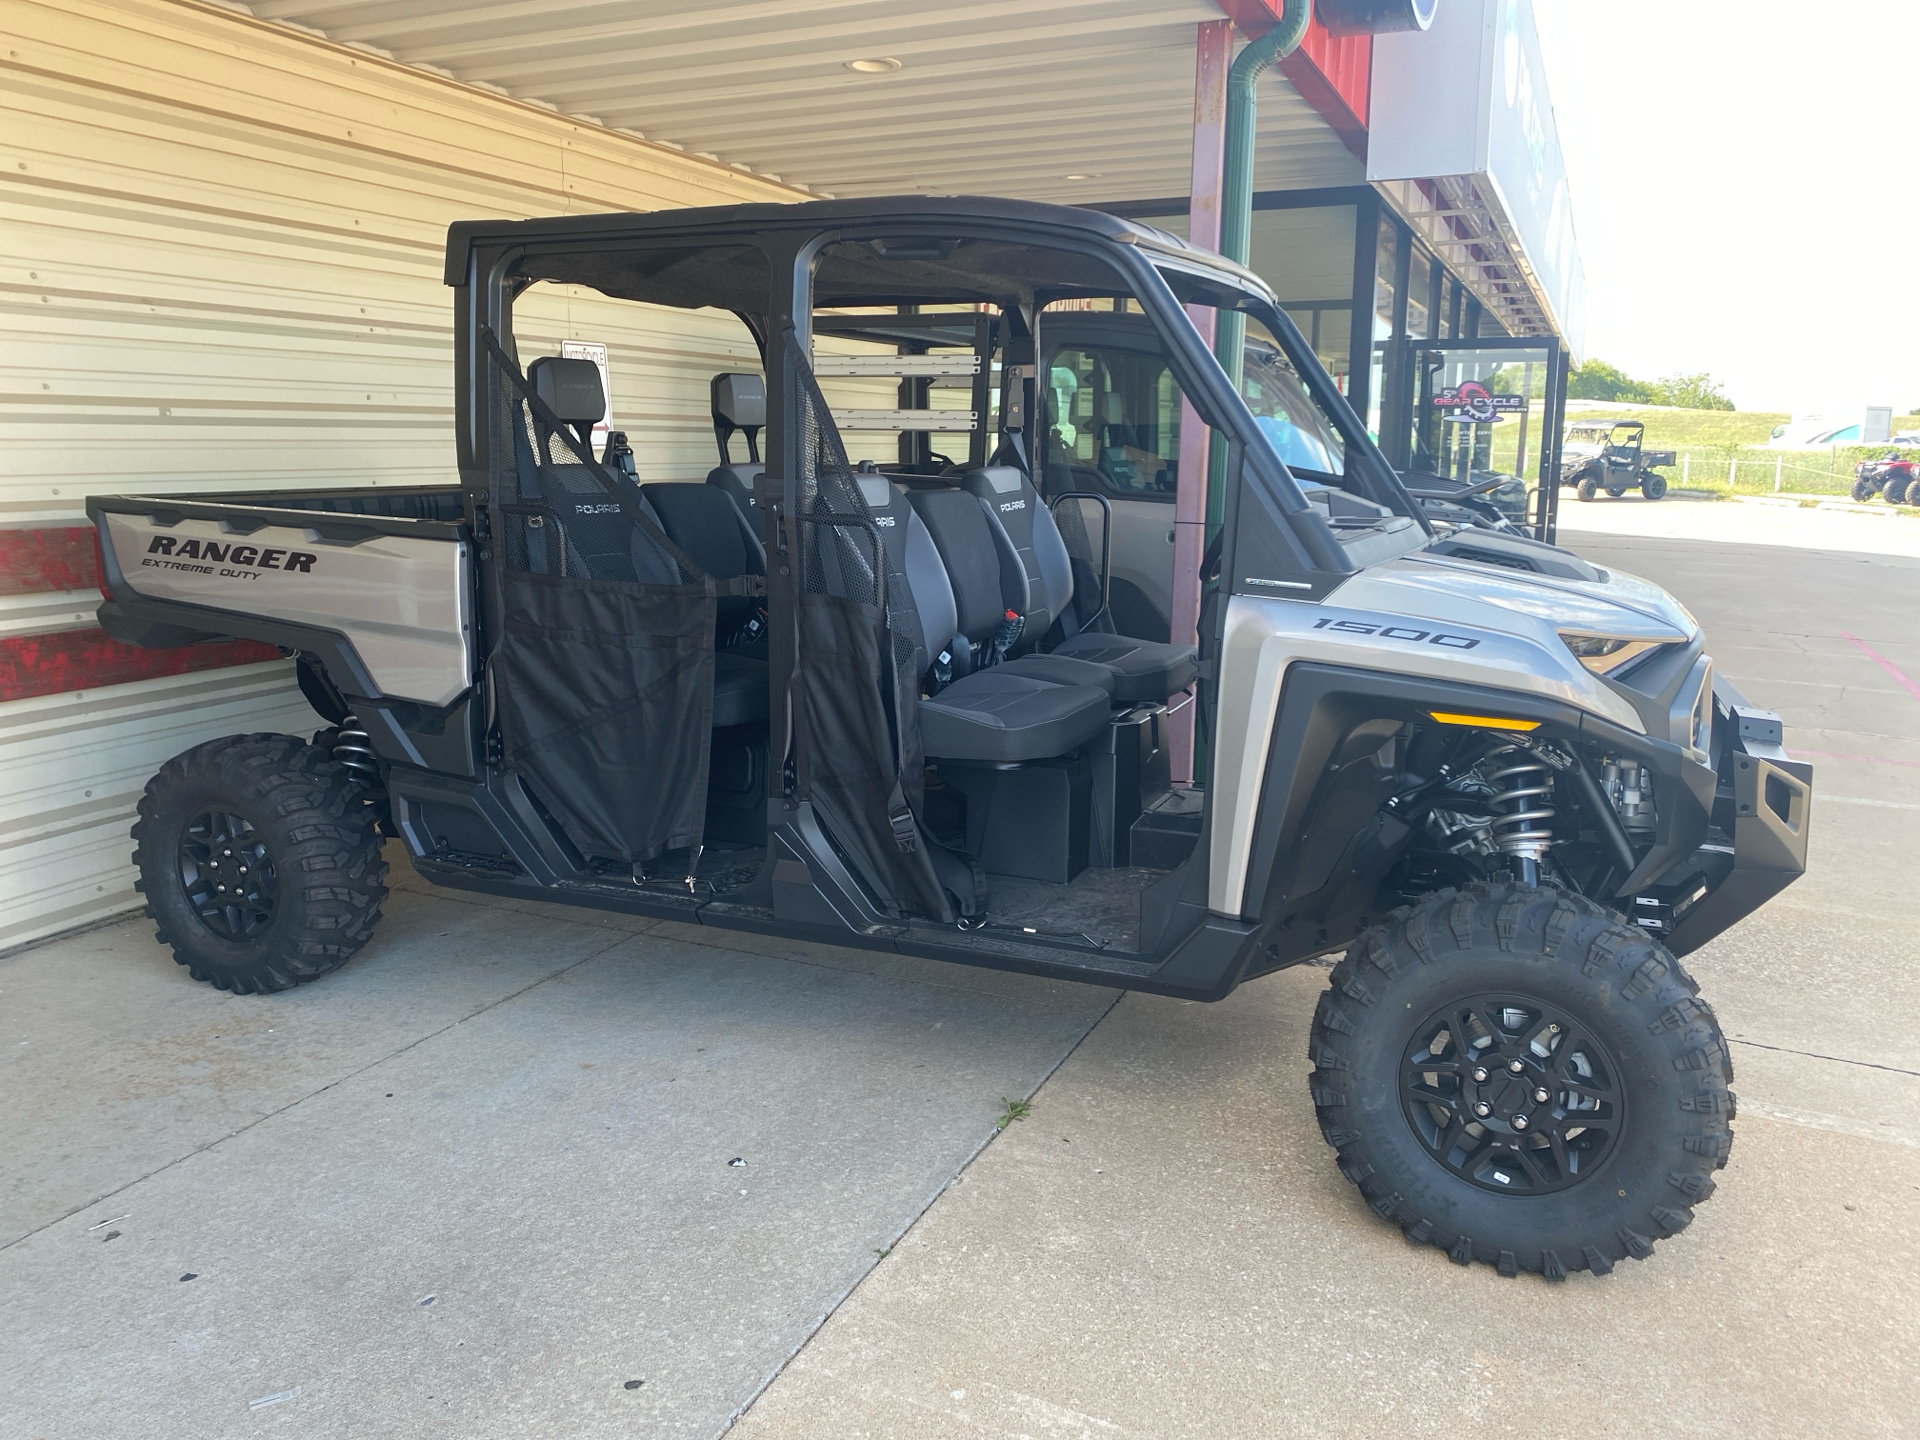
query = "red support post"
xmin=1168 ymin=18 xmax=1232 ymax=787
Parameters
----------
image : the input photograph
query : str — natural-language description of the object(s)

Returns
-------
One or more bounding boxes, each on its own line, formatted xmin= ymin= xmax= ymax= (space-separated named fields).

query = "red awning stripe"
xmin=1212 ymin=2 xmax=1371 ymax=156
xmin=0 ymin=526 xmax=103 ymax=598
xmin=0 ymin=626 xmax=282 ymax=704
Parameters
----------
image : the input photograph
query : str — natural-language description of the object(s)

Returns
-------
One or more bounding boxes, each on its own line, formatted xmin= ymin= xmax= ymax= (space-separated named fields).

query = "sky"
xmin=1530 ymin=1 xmax=1919 ymax=416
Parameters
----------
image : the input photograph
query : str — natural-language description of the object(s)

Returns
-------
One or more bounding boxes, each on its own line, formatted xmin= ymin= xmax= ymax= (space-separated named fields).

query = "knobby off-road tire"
xmin=1575 ymin=475 xmax=1600 ymax=503
xmin=1639 ymin=472 xmax=1668 ymax=500
xmin=1884 ymin=476 xmax=1913 ymax=505
xmin=132 ymin=733 xmax=388 ymax=994
xmin=1308 ymin=881 xmax=1733 ymax=1280
xmin=1852 ymin=474 xmax=1882 ymax=502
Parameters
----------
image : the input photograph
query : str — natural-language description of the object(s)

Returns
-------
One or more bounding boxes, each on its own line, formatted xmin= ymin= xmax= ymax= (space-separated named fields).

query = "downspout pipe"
xmin=1207 ymin=0 xmax=1312 ymax=535
xmin=1220 ymin=0 xmax=1312 ymax=272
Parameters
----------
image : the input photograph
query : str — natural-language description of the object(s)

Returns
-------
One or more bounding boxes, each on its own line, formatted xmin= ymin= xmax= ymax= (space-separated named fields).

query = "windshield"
xmin=1040 ymin=310 xmax=1349 ymax=500
xmin=1240 ymin=316 xmax=1345 ymax=478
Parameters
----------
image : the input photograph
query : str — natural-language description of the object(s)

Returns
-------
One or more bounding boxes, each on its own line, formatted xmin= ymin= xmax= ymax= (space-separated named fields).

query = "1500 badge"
xmin=142 ymin=534 xmax=318 ymax=579
xmin=1312 ymin=616 xmax=1478 ymax=649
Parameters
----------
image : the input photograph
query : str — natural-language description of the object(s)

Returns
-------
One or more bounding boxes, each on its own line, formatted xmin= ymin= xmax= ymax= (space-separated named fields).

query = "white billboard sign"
xmin=1367 ymin=0 xmax=1586 ymax=357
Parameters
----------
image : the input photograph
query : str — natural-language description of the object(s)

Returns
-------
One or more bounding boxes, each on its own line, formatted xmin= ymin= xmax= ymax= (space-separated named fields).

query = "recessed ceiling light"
xmin=1064 ymin=173 xmax=1101 ymax=181
xmin=846 ymin=57 xmax=902 ymax=73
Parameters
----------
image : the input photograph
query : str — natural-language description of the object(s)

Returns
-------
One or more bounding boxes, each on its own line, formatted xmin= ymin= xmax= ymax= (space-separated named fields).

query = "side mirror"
xmin=1316 ymin=0 xmax=1438 ymax=36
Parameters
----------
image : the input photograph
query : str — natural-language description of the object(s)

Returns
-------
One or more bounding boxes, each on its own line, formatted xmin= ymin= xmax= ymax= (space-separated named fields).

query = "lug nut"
xmin=1548 ymin=1024 xmax=1560 ymax=1033
xmin=1471 ymin=1067 xmax=1489 ymax=1083
xmin=1533 ymin=1087 xmax=1551 ymax=1104
xmin=224 ymin=850 xmax=232 ymax=857
xmin=1512 ymin=1114 xmax=1529 ymax=1131
xmin=1509 ymin=1059 xmax=1525 ymax=1073
xmin=216 ymin=885 xmax=226 ymax=892
xmin=1473 ymin=1102 xmax=1492 ymax=1117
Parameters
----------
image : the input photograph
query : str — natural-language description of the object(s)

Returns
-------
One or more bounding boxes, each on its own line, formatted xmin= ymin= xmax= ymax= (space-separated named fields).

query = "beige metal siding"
xmin=0 ymin=0 xmax=802 ymax=950
xmin=0 ymin=662 xmax=316 ymax=950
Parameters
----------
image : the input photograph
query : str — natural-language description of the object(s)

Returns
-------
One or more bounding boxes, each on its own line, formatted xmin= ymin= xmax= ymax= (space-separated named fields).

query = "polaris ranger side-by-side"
xmin=1561 ymin=419 xmax=1676 ymax=501
xmin=90 ymin=198 xmax=1812 ymax=1280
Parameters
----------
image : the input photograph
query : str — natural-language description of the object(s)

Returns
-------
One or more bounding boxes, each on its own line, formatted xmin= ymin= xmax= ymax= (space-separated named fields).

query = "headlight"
xmin=1559 ymin=632 xmax=1668 ymax=676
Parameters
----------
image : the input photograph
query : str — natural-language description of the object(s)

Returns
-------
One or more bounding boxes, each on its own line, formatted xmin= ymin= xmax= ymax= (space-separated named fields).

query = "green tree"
xmin=1567 ymin=359 xmax=1652 ymax=403
xmin=1649 ymin=372 xmax=1734 ymax=411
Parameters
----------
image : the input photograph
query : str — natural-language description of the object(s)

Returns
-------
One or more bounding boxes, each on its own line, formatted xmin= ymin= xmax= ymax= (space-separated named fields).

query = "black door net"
xmin=784 ymin=334 xmax=977 ymax=921
xmin=482 ymin=328 xmax=761 ymax=867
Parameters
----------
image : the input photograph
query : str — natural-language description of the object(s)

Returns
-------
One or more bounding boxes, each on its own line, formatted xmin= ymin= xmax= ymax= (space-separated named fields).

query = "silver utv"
xmin=93 ymin=197 xmax=1809 ymax=1281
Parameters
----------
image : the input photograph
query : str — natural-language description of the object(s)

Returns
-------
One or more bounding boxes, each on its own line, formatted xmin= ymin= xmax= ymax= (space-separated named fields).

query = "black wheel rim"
xmin=178 ymin=809 xmax=278 ymax=940
xmin=1400 ymin=993 xmax=1625 ymax=1196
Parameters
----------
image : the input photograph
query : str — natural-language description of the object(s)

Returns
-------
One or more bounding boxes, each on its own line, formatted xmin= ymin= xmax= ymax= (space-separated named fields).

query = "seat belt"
xmin=989 ymin=609 xmax=1025 ymax=664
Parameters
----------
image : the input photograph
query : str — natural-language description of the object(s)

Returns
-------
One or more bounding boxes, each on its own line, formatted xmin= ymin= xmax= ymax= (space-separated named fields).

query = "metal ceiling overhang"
xmin=1375 ymin=175 xmax=1561 ymax=344
xmin=238 ymin=0 xmax=1362 ymax=202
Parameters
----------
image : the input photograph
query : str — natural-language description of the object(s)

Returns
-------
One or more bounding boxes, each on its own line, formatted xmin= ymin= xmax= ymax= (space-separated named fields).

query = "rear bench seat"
xmin=517 ymin=358 xmax=773 ymax=734
xmin=640 ymin=481 xmax=769 ymax=730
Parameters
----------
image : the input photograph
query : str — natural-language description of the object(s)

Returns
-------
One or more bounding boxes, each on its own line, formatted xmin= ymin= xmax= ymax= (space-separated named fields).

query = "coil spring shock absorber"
xmin=330 ymin=716 xmax=380 ymax=787
xmin=1484 ymin=744 xmax=1555 ymax=885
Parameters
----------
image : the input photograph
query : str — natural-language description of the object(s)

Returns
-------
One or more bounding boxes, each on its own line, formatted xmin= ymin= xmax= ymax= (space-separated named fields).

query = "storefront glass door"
xmin=1389 ymin=338 xmax=1567 ymax=542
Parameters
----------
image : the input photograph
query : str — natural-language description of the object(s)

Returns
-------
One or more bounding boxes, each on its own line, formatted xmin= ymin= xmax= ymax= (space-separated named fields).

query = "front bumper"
xmin=1652 ymin=678 xmax=1812 ymax=956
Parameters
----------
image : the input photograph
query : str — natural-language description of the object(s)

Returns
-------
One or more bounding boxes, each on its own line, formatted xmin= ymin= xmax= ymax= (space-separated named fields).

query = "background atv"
xmin=1561 ymin=420 xmax=1675 ymax=501
xmin=1852 ymin=452 xmax=1920 ymax=504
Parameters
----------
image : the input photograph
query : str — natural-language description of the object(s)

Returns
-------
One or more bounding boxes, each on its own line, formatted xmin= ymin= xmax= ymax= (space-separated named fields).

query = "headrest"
xmin=712 ymin=373 xmax=766 ymax=429
xmin=968 ymin=465 xmax=1026 ymax=496
xmin=528 ymin=357 xmax=606 ymax=425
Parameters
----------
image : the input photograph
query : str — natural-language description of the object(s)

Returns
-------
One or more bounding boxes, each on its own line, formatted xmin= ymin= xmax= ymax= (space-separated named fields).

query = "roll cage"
xmin=446 ymin=196 xmax=1428 ymax=599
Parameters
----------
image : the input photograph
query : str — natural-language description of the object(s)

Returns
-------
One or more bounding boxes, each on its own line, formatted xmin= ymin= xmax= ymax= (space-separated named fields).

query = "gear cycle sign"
xmin=1433 ymin=381 xmax=1526 ymax=424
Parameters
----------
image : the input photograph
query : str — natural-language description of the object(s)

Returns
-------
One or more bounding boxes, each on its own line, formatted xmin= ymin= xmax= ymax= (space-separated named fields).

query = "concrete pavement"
xmin=1557 ymin=486 xmax=1920 ymax=559
xmin=0 ymin=882 xmax=1118 ymax=1437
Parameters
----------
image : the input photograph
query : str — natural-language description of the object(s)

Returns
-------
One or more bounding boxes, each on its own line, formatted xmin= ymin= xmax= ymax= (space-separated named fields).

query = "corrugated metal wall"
xmin=0 ymin=0 xmax=807 ymax=950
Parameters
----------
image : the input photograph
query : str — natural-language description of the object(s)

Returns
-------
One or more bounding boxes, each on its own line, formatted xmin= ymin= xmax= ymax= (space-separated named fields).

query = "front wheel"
xmin=1575 ymin=475 xmax=1600 ymax=502
xmin=1853 ymin=474 xmax=1882 ymax=502
xmin=1309 ymin=882 xmax=1733 ymax=1280
xmin=132 ymin=734 xmax=389 ymax=993
xmin=1640 ymin=472 xmax=1668 ymax=500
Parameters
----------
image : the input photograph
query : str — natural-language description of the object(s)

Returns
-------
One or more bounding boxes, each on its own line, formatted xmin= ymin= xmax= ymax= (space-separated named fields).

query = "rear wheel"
xmin=1885 ymin=476 xmax=1913 ymax=505
xmin=1640 ymin=472 xmax=1668 ymax=500
xmin=1575 ymin=475 xmax=1600 ymax=503
xmin=1308 ymin=882 xmax=1733 ymax=1280
xmin=132 ymin=734 xmax=388 ymax=994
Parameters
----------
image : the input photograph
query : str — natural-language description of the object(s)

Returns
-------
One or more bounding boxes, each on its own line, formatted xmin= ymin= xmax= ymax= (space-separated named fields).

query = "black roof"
xmin=444 ymin=194 xmax=1270 ymax=311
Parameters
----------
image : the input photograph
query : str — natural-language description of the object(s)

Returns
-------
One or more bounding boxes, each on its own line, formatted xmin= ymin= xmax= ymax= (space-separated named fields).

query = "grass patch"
xmin=1564 ymin=405 xmax=1791 ymax=449
xmin=996 ymin=1097 xmax=1032 ymax=1130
